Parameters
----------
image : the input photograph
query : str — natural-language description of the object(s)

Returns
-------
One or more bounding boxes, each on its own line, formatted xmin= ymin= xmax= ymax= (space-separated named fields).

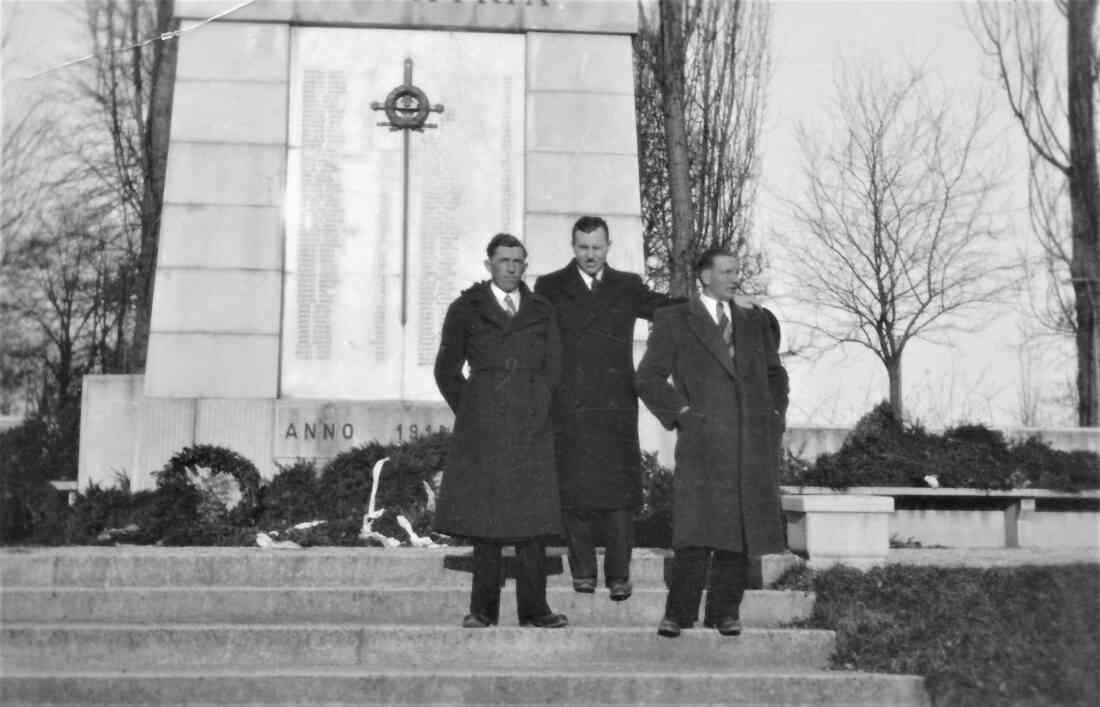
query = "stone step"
xmin=0 ymin=624 xmax=835 ymax=672
xmin=0 ymin=548 xmax=802 ymax=589
xmin=0 ymin=668 xmax=931 ymax=706
xmin=0 ymin=586 xmax=814 ymax=627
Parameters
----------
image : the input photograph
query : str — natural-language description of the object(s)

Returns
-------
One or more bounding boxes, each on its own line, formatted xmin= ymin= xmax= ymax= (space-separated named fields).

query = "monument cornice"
xmin=176 ymin=0 xmax=639 ymax=35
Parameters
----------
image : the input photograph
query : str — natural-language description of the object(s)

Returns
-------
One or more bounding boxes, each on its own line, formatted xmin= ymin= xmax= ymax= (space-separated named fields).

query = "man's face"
xmin=485 ymin=245 xmax=527 ymax=292
xmin=572 ymin=227 xmax=610 ymax=277
xmin=700 ymin=255 xmax=739 ymax=301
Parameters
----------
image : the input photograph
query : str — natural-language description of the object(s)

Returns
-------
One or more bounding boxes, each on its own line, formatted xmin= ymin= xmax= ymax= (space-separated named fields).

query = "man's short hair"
xmin=571 ymin=215 xmax=610 ymax=242
xmin=486 ymin=233 xmax=527 ymax=258
xmin=695 ymin=247 xmax=735 ymax=278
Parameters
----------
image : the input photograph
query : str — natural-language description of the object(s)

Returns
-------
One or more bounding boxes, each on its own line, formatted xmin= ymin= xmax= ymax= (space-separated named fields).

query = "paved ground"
xmin=886 ymin=546 xmax=1099 ymax=567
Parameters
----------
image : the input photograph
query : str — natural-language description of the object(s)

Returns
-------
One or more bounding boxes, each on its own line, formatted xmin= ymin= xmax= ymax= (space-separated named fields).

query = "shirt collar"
xmin=490 ymin=282 xmax=519 ymax=309
xmin=699 ymin=292 xmax=726 ymax=325
xmin=576 ymin=265 xmax=604 ymax=289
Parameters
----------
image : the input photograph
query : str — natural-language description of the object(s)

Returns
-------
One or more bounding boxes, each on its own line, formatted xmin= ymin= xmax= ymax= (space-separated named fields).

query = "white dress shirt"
xmin=576 ymin=266 xmax=604 ymax=290
xmin=490 ymin=282 xmax=520 ymax=314
xmin=699 ymin=292 xmax=727 ymax=326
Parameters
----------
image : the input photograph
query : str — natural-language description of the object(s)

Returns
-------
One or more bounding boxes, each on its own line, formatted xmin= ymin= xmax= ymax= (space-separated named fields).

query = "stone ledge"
xmin=782 ymin=485 xmax=1100 ymax=500
xmin=176 ymin=0 xmax=639 ymax=34
xmin=781 ymin=487 xmax=1100 ymax=550
xmin=782 ymin=494 xmax=894 ymax=513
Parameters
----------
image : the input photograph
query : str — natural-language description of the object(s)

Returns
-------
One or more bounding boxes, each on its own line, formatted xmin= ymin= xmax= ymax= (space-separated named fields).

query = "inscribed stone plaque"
xmin=282 ymin=29 xmax=525 ymax=400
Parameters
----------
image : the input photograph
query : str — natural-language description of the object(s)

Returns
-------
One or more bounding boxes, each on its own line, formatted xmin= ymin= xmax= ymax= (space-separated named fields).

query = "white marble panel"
xmin=164 ymin=143 xmax=285 ymax=206
xmin=170 ymin=80 xmax=287 ymax=144
xmin=175 ymin=20 xmax=290 ymax=82
xmin=281 ymin=28 xmax=525 ymax=401
xmin=527 ymin=33 xmax=634 ymax=93
xmin=527 ymin=91 xmax=637 ymax=155
xmin=158 ymin=205 xmax=283 ymax=271
xmin=150 ymin=269 xmax=281 ymax=335
xmin=527 ymin=152 xmax=641 ymax=215
xmin=145 ymin=333 xmax=279 ymax=398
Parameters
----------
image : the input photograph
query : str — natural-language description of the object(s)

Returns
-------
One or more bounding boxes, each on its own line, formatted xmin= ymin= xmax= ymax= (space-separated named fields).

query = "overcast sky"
xmin=0 ymin=0 xmax=1079 ymax=427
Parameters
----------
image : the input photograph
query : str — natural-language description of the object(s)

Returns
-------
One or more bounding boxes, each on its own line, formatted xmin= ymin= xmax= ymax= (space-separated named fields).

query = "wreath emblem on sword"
xmin=371 ymin=58 xmax=444 ymax=131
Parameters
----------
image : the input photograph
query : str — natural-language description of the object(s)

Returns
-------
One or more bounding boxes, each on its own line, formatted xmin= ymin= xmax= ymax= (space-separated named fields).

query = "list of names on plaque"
xmin=499 ymin=77 xmax=515 ymax=235
xmin=415 ymin=136 xmax=462 ymax=366
xmin=296 ymin=70 xmax=347 ymax=362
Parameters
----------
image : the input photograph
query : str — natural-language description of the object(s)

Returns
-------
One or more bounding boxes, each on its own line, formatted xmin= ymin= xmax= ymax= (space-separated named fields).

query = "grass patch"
xmin=777 ymin=563 xmax=1100 ymax=706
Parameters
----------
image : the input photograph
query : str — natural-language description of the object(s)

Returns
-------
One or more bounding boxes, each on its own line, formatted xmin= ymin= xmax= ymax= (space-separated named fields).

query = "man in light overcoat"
xmin=433 ymin=233 xmax=568 ymax=629
xmin=534 ymin=216 xmax=680 ymax=600
xmin=635 ymin=247 xmax=789 ymax=637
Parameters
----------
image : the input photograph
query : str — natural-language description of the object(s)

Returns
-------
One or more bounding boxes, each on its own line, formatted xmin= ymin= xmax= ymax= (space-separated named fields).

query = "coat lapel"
xmin=506 ymin=282 xmax=543 ymax=331
xmin=687 ymin=297 xmax=738 ymax=380
xmin=573 ymin=262 xmax=621 ymax=331
xmin=475 ymin=283 xmax=511 ymax=330
xmin=560 ymin=262 xmax=589 ymax=303
xmin=588 ymin=265 xmax=623 ymax=312
xmin=731 ymin=298 xmax=755 ymax=376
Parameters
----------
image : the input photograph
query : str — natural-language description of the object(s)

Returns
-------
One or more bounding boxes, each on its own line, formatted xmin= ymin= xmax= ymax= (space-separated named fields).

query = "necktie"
xmin=717 ymin=302 xmax=734 ymax=361
xmin=590 ymin=276 xmax=600 ymax=293
xmin=504 ymin=293 xmax=517 ymax=317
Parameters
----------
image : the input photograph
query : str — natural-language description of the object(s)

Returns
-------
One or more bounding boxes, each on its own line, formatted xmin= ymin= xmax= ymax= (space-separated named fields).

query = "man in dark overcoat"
xmin=534 ymin=216 xmax=680 ymax=600
xmin=635 ymin=247 xmax=789 ymax=638
xmin=433 ymin=233 xmax=568 ymax=629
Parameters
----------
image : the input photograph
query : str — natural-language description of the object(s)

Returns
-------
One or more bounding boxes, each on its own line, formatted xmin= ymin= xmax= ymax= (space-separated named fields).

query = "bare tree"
xmin=0 ymin=199 xmax=127 ymax=470
xmin=783 ymin=66 xmax=1006 ymax=419
xmin=1 ymin=100 xmax=57 ymax=245
xmin=636 ymin=0 xmax=770 ymax=296
xmin=971 ymin=0 xmax=1099 ymax=426
xmin=69 ymin=0 xmax=177 ymax=372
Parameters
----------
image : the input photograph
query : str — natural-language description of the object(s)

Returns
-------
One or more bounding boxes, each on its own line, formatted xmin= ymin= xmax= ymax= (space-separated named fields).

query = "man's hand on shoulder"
xmin=675 ymin=405 xmax=705 ymax=429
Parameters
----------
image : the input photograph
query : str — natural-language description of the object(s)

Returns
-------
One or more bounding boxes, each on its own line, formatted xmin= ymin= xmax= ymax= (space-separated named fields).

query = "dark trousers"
xmin=664 ymin=546 xmax=749 ymax=627
xmin=562 ymin=507 xmax=633 ymax=584
xmin=470 ymin=538 xmax=551 ymax=624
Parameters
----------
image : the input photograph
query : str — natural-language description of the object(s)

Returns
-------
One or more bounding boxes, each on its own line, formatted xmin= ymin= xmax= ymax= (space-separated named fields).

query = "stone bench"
xmin=781 ymin=494 xmax=894 ymax=569
xmin=782 ymin=487 xmax=1100 ymax=564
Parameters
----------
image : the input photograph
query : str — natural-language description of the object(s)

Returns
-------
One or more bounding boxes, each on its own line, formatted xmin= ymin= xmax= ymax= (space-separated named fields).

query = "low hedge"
xmin=4 ymin=432 xmax=456 ymax=547
xmin=781 ymin=403 xmax=1100 ymax=491
xmin=3 ymin=403 xmax=1097 ymax=546
xmin=0 ymin=418 xmax=72 ymax=544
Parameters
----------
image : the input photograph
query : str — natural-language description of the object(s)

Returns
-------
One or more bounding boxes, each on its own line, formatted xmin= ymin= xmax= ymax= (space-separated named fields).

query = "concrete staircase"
xmin=0 ymin=547 xmax=929 ymax=705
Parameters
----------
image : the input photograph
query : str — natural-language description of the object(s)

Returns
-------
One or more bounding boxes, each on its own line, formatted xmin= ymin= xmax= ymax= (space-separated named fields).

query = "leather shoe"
xmin=520 ymin=612 xmax=569 ymax=628
xmin=461 ymin=613 xmax=495 ymax=628
xmin=703 ymin=617 xmax=742 ymax=636
xmin=572 ymin=577 xmax=597 ymax=593
xmin=657 ymin=617 xmax=681 ymax=638
xmin=608 ymin=579 xmax=632 ymax=601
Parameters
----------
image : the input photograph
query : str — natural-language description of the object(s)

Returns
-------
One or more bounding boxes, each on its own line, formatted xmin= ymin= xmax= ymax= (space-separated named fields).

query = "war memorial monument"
xmin=78 ymin=0 xmax=651 ymax=489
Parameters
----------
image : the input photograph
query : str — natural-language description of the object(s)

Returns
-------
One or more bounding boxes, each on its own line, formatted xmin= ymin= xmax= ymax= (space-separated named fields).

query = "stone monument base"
xmin=78 ymin=374 xmax=454 ymax=490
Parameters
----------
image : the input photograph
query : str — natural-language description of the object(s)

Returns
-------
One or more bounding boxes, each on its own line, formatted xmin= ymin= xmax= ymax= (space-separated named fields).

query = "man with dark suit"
xmin=534 ymin=216 xmax=679 ymax=601
xmin=433 ymin=233 xmax=568 ymax=629
xmin=635 ymin=248 xmax=789 ymax=638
